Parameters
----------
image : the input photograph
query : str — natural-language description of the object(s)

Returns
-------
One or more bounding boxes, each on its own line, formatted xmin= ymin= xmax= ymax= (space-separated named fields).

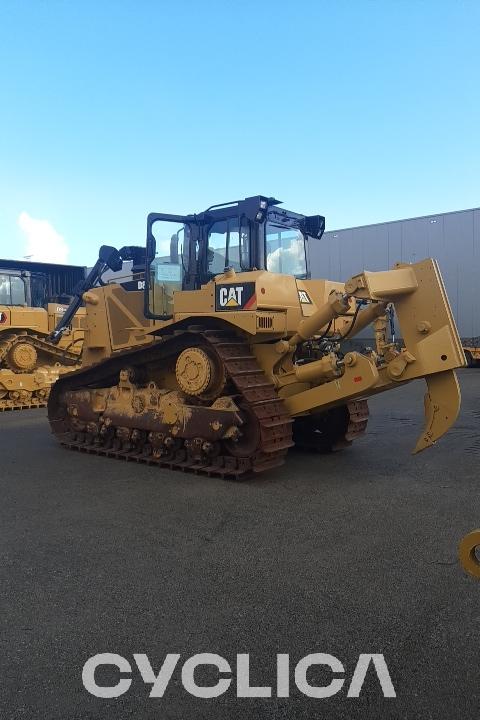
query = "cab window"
xmin=11 ymin=276 xmax=26 ymax=305
xmin=148 ymin=221 xmax=187 ymax=317
xmin=0 ymin=274 xmax=26 ymax=305
xmin=207 ymin=217 xmax=249 ymax=274
xmin=265 ymin=223 xmax=307 ymax=277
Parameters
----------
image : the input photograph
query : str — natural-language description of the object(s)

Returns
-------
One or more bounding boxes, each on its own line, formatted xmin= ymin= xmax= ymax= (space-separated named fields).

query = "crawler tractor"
xmin=48 ymin=196 xmax=466 ymax=478
xmin=0 ymin=260 xmax=86 ymax=410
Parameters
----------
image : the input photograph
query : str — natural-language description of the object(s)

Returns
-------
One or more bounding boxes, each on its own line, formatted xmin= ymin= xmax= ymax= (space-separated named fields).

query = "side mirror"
xmin=304 ymin=215 xmax=325 ymax=239
xmin=98 ymin=245 xmax=123 ymax=272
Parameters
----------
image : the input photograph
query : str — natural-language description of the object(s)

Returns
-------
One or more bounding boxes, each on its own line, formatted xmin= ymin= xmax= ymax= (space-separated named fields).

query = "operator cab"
xmin=0 ymin=269 xmax=53 ymax=307
xmin=145 ymin=195 xmax=325 ymax=319
xmin=0 ymin=270 xmax=29 ymax=306
xmin=0 ymin=261 xmax=85 ymax=310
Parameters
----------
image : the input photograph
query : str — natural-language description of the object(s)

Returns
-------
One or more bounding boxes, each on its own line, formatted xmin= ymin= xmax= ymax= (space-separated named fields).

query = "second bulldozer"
xmin=0 ymin=260 xmax=85 ymax=410
xmin=48 ymin=196 xmax=466 ymax=478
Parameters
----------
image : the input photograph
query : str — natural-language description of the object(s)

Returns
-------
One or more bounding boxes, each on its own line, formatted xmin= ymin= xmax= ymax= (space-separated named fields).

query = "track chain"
xmin=292 ymin=399 xmax=369 ymax=452
xmin=0 ymin=398 xmax=48 ymax=412
xmin=0 ymin=331 xmax=79 ymax=411
xmin=51 ymin=329 xmax=294 ymax=480
xmin=0 ymin=332 xmax=80 ymax=372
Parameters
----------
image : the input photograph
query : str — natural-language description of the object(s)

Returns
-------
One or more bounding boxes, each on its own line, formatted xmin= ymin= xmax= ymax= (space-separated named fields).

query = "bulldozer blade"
xmin=413 ymin=369 xmax=461 ymax=453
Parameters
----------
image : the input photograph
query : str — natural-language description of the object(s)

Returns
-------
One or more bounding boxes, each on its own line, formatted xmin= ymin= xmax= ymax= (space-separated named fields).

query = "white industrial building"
xmin=308 ymin=207 xmax=480 ymax=343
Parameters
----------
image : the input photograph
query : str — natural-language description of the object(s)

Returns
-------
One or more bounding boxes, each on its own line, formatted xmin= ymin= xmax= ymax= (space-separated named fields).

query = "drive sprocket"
xmin=6 ymin=342 xmax=38 ymax=372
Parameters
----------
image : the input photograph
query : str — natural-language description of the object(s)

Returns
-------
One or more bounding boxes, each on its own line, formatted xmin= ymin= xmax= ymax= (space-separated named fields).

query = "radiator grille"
xmin=257 ymin=315 xmax=274 ymax=329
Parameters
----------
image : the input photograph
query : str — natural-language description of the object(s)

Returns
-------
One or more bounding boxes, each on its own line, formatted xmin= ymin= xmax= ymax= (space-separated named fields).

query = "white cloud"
xmin=17 ymin=212 xmax=69 ymax=264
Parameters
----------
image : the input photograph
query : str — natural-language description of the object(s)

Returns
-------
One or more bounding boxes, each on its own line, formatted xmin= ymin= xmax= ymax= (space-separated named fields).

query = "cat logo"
xmin=298 ymin=289 xmax=312 ymax=304
xmin=219 ymin=286 xmax=243 ymax=307
xmin=215 ymin=282 xmax=256 ymax=311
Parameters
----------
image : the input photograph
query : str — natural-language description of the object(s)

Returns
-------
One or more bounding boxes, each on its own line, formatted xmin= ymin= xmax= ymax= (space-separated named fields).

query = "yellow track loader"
xmin=0 ymin=261 xmax=86 ymax=410
xmin=48 ymin=196 xmax=466 ymax=478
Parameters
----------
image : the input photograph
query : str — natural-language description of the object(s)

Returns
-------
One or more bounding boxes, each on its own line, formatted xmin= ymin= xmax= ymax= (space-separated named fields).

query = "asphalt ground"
xmin=1 ymin=369 xmax=479 ymax=719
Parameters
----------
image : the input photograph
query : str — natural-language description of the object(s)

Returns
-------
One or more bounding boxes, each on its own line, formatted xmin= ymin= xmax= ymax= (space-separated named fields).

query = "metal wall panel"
xmin=308 ymin=208 xmax=479 ymax=341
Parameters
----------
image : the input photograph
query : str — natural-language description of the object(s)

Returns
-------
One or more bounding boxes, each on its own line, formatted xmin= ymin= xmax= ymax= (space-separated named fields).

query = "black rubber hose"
xmin=340 ymin=302 xmax=362 ymax=340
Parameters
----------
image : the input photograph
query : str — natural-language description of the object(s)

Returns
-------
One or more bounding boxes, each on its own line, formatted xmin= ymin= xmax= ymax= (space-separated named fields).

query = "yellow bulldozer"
xmin=47 ymin=195 xmax=466 ymax=478
xmin=0 ymin=259 xmax=86 ymax=410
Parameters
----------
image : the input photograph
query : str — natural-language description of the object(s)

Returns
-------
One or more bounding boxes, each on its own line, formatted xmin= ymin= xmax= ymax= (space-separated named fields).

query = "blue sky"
xmin=0 ymin=0 xmax=479 ymax=266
